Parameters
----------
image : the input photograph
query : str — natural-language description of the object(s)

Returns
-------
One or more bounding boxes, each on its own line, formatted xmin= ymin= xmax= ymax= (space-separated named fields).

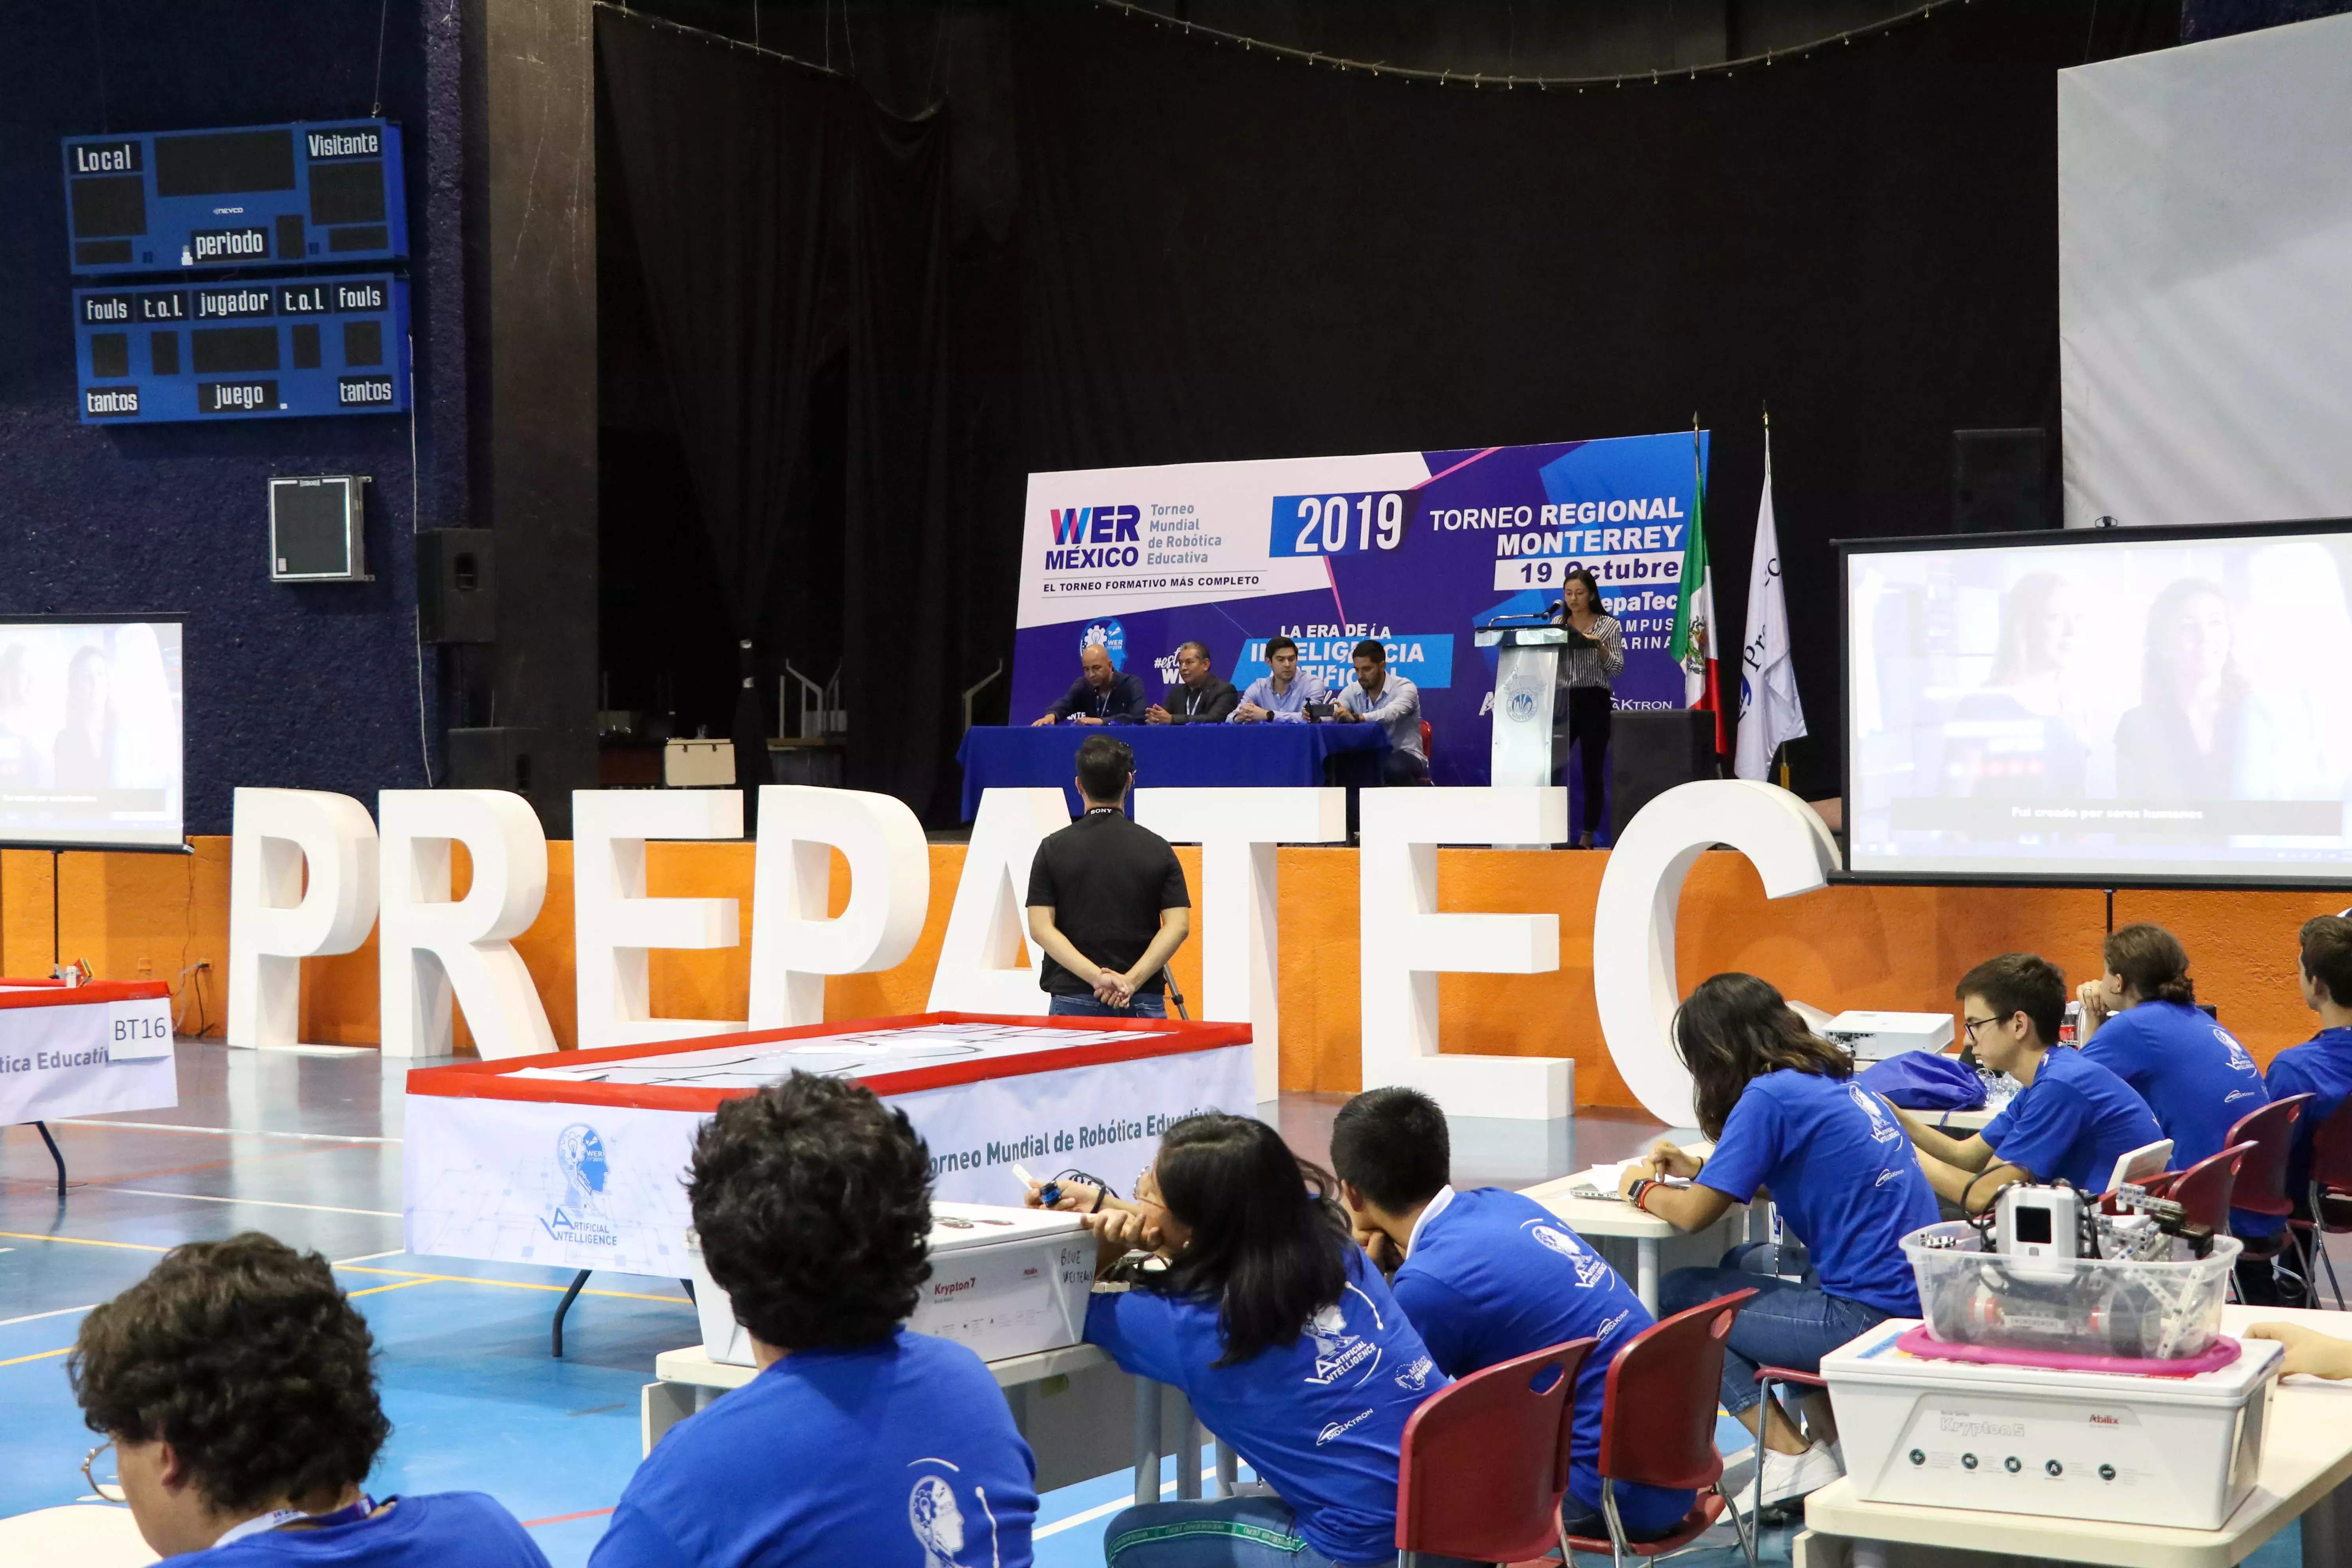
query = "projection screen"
xmin=0 ymin=616 xmax=186 ymax=850
xmin=2060 ymin=12 xmax=2352 ymax=531
xmin=1843 ymin=521 xmax=2352 ymax=886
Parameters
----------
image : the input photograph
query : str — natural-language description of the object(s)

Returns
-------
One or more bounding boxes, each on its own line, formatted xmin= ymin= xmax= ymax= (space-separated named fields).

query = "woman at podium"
xmin=1553 ymin=568 xmax=1625 ymax=849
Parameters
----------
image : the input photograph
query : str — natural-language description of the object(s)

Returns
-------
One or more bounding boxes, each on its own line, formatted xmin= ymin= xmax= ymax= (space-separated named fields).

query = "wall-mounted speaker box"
xmin=1953 ymin=428 xmax=2051 ymax=533
xmin=1610 ymin=709 xmax=1715 ymax=840
xmin=269 ymin=474 xmax=371 ymax=581
xmin=416 ymin=528 xmax=496 ymax=642
xmin=445 ymin=726 xmax=539 ymax=795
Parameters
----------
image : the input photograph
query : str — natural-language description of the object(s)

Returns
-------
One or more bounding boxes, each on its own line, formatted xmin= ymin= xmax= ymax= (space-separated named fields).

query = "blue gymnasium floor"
xmin=0 ymin=1044 xmax=2311 ymax=1567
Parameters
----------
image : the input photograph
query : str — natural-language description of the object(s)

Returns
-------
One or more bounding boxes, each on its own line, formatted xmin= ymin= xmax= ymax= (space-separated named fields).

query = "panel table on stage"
xmin=956 ymin=722 xmax=1390 ymax=820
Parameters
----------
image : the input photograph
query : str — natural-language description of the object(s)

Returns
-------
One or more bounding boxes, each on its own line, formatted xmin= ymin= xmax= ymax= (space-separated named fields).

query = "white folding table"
xmin=1796 ymin=1305 xmax=2352 ymax=1568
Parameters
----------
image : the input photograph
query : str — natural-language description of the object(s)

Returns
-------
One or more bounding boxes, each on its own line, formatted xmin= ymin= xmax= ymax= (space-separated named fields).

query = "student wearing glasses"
xmin=1027 ymin=1113 xmax=1467 ymax=1568
xmin=1888 ymin=952 xmax=2162 ymax=1207
xmin=68 ymin=1232 xmax=548 ymax=1567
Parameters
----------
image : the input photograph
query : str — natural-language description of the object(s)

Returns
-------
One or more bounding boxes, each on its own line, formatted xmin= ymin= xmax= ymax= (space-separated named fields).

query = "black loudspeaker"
xmin=445 ymin=727 xmax=540 ymax=794
xmin=417 ymin=528 xmax=496 ymax=642
xmin=1953 ymin=428 xmax=2051 ymax=534
xmin=1610 ymin=710 xmax=1715 ymax=840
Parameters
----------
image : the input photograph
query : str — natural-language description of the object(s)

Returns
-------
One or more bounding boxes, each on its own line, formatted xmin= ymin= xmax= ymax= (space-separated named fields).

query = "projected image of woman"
xmin=0 ymin=644 xmax=48 ymax=792
xmin=1944 ymin=572 xmax=2088 ymax=799
xmin=53 ymin=645 xmax=113 ymax=792
xmin=2116 ymin=580 xmax=2247 ymax=801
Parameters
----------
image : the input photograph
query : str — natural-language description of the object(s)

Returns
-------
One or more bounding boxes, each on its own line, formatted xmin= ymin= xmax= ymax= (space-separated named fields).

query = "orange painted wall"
xmin=6 ymin=838 xmax=2342 ymax=1109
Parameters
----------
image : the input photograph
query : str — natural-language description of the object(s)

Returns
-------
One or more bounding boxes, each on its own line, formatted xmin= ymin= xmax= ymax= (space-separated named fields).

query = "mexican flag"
xmin=1669 ymin=431 xmax=1728 ymax=754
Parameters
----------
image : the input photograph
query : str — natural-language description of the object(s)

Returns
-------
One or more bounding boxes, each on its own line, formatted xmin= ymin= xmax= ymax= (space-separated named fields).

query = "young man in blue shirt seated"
xmin=69 ymin=1232 xmax=549 ymax=1568
xmin=1891 ymin=952 xmax=2164 ymax=1210
xmin=2076 ymin=923 xmax=2271 ymax=1237
xmin=2259 ymin=916 xmax=2352 ymax=1306
xmin=1329 ymin=1086 xmax=1695 ymax=1545
xmin=593 ymin=1074 xmax=1038 ymax=1568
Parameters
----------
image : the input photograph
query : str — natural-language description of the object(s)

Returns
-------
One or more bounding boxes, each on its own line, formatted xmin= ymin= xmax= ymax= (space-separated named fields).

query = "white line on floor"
xmin=333 ymin=1249 xmax=411 ymax=1265
xmin=99 ymin=1188 xmax=402 ymax=1218
xmin=50 ymin=1120 xmax=401 ymax=1145
xmin=0 ymin=1303 xmax=97 ymax=1328
xmin=1034 ymin=1479 xmax=1179 ymax=1540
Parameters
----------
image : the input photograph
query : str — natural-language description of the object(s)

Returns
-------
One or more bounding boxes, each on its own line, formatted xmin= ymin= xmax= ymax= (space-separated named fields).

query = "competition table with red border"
xmin=404 ymin=1013 xmax=1255 ymax=1501
xmin=0 ymin=977 xmax=177 ymax=1195
xmin=402 ymin=1012 xmax=1256 ymax=1279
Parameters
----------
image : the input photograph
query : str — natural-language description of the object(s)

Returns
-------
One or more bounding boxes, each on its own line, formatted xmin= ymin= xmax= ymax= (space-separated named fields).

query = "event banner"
xmin=1013 ymin=432 xmax=1710 ymax=786
xmin=0 ymin=990 xmax=177 ymax=1125
xmin=401 ymin=1046 xmax=1253 ymax=1276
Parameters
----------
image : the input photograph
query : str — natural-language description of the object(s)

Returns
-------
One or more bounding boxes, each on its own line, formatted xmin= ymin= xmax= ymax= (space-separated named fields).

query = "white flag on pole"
xmin=1735 ymin=429 xmax=1806 ymax=781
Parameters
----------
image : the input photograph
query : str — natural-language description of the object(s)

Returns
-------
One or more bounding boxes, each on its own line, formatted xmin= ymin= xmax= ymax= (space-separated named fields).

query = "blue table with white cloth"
xmin=956 ymin=722 xmax=1390 ymax=820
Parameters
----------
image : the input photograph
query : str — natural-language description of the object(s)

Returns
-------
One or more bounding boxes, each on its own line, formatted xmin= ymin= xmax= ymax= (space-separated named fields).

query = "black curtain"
xmin=1012 ymin=0 xmax=2178 ymax=797
xmin=599 ymin=11 xmax=959 ymax=817
xmin=842 ymin=105 xmax=960 ymax=815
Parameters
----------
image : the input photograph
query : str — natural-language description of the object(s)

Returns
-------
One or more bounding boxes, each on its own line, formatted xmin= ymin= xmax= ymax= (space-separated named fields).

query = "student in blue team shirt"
xmin=1032 ymin=1112 xmax=1466 ymax=1568
xmin=2260 ymin=917 xmax=2352 ymax=1306
xmin=2077 ymin=923 xmax=2272 ymax=1235
xmin=68 ymin=1233 xmax=549 ymax=1568
xmin=1328 ymin=1086 xmax=1696 ymax=1545
xmin=594 ymin=1075 xmax=1037 ymax=1568
xmin=1892 ymin=953 xmax=2165 ymax=1208
xmin=1627 ymin=973 xmax=1941 ymax=1512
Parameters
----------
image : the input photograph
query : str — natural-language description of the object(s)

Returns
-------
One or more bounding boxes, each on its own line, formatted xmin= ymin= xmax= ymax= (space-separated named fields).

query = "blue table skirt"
xmin=956 ymin=722 xmax=1391 ymax=820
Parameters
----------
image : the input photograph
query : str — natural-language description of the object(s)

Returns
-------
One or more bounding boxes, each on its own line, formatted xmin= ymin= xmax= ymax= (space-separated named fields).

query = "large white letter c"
xmin=1592 ymin=781 xmax=1840 ymax=1126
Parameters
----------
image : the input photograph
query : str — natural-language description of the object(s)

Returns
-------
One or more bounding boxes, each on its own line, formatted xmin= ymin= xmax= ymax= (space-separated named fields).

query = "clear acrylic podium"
xmin=1473 ymin=624 xmax=1571 ymax=787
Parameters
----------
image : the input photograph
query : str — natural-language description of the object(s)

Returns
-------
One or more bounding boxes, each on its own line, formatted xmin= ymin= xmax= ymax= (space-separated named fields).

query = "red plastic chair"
xmin=2227 ymin=1095 xmax=2311 ymax=1279
xmin=1748 ymin=1367 xmax=1831 ymax=1525
xmin=2165 ymin=1141 xmax=2255 ymax=1234
xmin=2294 ymin=1097 xmax=2352 ymax=1308
xmin=1418 ymin=719 xmax=1435 ymax=783
xmin=1394 ymin=1336 xmax=1596 ymax=1567
xmin=1562 ymin=1289 xmax=1759 ymax=1568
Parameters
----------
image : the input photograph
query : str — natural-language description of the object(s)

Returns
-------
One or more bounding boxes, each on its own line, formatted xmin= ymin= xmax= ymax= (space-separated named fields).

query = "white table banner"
xmin=403 ymin=1015 xmax=1253 ymax=1276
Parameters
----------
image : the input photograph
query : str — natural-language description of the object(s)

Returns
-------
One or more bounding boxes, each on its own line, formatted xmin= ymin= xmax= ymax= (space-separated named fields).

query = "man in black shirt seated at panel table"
xmin=1145 ymin=640 xmax=1240 ymax=724
xmin=1025 ymin=735 xmax=1192 ymax=1018
xmin=1031 ymin=642 xmax=1148 ymax=726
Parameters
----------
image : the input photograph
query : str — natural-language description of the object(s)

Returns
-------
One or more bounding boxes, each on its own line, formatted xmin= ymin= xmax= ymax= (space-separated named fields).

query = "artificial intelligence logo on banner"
xmin=542 ymin=1122 xmax=618 ymax=1247
xmin=1012 ymin=431 xmax=1709 ymax=785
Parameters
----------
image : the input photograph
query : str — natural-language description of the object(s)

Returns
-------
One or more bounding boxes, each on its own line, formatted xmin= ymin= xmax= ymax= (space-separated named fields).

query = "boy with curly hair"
xmin=69 ymin=1231 xmax=548 ymax=1566
xmin=591 ymin=1072 xmax=1039 ymax=1568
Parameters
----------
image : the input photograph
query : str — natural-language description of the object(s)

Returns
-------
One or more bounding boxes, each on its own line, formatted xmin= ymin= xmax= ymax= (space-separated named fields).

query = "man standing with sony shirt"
xmin=1026 ymin=735 xmax=1192 ymax=1017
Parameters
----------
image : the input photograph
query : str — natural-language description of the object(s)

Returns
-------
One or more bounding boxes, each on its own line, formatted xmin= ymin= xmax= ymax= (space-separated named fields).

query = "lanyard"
xmin=213 ymin=1496 xmax=378 ymax=1551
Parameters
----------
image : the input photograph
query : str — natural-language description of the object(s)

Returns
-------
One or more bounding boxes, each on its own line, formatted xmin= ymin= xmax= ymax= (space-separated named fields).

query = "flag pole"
xmin=1760 ymin=400 xmax=1792 ymax=791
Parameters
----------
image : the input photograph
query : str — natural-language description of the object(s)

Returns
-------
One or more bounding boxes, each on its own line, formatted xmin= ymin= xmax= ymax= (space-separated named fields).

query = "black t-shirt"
xmin=1024 ymin=808 xmax=1190 ymax=994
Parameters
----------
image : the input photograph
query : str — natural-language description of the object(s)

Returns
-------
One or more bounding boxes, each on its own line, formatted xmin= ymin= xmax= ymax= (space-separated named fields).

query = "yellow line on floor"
xmin=331 ymin=1266 xmax=685 ymax=1304
xmin=0 ymin=1346 xmax=72 ymax=1368
xmin=0 ymin=1231 xmax=168 ymax=1252
xmin=346 ymin=1279 xmax=437 ymax=1299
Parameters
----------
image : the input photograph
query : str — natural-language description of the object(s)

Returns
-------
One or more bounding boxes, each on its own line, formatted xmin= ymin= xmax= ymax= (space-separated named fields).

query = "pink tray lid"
xmin=1896 ymin=1323 xmax=2243 ymax=1379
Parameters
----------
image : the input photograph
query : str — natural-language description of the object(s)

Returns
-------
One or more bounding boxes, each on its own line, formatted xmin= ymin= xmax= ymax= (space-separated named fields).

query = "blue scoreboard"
xmin=62 ymin=120 xmax=407 ymax=276
xmin=75 ymin=275 xmax=409 ymax=423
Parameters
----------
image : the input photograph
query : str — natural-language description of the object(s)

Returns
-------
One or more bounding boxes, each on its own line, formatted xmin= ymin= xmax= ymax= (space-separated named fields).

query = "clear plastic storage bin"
xmin=1902 ymin=1220 xmax=2240 ymax=1361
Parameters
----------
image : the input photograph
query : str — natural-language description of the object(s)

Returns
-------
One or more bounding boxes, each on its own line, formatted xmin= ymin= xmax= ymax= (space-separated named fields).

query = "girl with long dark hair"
xmin=1614 ymin=973 xmax=1938 ymax=1513
xmin=1029 ymin=1113 xmax=1459 ymax=1568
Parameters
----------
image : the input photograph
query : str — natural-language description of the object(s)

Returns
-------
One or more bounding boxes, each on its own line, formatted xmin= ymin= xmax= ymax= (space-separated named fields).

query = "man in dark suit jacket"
xmin=1033 ymin=642 xmax=1148 ymax=725
xmin=1147 ymin=641 xmax=1240 ymax=724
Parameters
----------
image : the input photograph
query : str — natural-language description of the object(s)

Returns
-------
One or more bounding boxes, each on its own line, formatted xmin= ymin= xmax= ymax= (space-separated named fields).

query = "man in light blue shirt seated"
xmin=1334 ymin=638 xmax=1427 ymax=784
xmin=1229 ymin=634 xmax=1329 ymax=723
